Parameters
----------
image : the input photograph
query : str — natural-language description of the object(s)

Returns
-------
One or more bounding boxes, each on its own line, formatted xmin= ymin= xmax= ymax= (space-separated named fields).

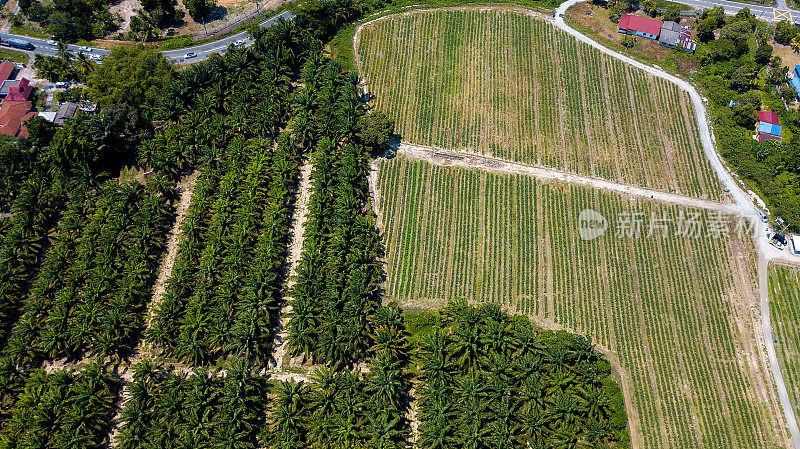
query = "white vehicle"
xmin=89 ymin=54 xmax=102 ymax=61
xmin=78 ymin=45 xmax=92 ymax=52
xmin=184 ymin=52 xmax=197 ymax=59
xmin=46 ymin=40 xmax=57 ymax=46
xmin=234 ymin=39 xmax=246 ymax=46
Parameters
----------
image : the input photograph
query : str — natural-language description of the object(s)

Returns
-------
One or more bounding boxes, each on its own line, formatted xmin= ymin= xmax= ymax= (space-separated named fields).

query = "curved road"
xmin=554 ymin=1 xmax=800 ymax=447
xmin=0 ymin=10 xmax=294 ymax=65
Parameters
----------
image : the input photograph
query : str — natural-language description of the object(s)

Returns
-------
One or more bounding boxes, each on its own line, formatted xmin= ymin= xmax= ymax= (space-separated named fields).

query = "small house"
xmin=6 ymin=78 xmax=32 ymax=102
xmin=0 ymin=100 xmax=35 ymax=138
xmin=757 ymin=111 xmax=782 ymax=143
xmin=54 ymin=102 xmax=78 ymax=126
xmin=618 ymin=14 xmax=662 ymax=40
xmin=658 ymin=21 xmax=696 ymax=52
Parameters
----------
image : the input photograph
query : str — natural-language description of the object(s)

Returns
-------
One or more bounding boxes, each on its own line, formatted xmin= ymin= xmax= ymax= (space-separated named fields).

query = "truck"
xmin=2 ymin=38 xmax=34 ymax=51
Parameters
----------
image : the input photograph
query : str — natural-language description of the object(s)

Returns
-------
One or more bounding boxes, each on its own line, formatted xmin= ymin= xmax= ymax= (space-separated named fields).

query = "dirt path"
xmin=391 ymin=142 xmax=738 ymax=215
xmin=270 ymin=161 xmax=313 ymax=372
xmin=146 ymin=171 xmax=200 ymax=332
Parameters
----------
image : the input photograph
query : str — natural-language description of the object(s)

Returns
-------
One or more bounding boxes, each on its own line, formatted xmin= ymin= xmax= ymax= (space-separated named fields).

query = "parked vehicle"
xmin=2 ymin=38 xmax=34 ymax=51
xmin=184 ymin=52 xmax=197 ymax=59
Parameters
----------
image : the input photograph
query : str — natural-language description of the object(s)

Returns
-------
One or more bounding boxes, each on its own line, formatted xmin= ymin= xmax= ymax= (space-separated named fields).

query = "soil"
xmin=270 ymin=161 xmax=313 ymax=372
xmin=110 ymin=0 xmax=142 ymax=32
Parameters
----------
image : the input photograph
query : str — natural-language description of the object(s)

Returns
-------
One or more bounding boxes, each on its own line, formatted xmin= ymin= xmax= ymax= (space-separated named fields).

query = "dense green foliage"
xmin=694 ymin=8 xmax=800 ymax=229
xmin=285 ymin=58 xmax=384 ymax=367
xmin=415 ymin=302 xmax=629 ymax=448
xmin=117 ymin=361 xmax=267 ymax=449
xmin=3 ymin=180 xmax=173 ymax=365
xmin=268 ymin=306 xmax=410 ymax=448
xmin=87 ymin=46 xmax=176 ymax=117
xmin=148 ymin=138 xmax=297 ymax=366
xmin=0 ymin=363 xmax=119 ymax=448
xmin=18 ymin=0 xmax=117 ymax=41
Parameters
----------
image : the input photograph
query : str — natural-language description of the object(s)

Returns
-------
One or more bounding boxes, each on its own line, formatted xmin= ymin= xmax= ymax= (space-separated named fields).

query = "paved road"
xmin=676 ymin=0 xmax=799 ymax=22
xmin=0 ymin=10 xmax=294 ymax=65
xmin=556 ymin=1 xmax=800 ymax=447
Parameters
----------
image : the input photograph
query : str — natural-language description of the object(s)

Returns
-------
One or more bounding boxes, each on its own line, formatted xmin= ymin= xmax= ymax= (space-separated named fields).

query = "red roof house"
xmin=0 ymin=100 xmax=34 ymax=137
xmin=757 ymin=111 xmax=780 ymax=126
xmin=618 ymin=14 xmax=662 ymax=39
xmin=0 ymin=61 xmax=15 ymax=84
xmin=6 ymin=78 xmax=31 ymax=102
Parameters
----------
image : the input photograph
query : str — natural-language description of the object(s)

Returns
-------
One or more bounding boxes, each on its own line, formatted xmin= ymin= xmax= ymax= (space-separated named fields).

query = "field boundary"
xmin=385 ymin=141 xmax=738 ymax=214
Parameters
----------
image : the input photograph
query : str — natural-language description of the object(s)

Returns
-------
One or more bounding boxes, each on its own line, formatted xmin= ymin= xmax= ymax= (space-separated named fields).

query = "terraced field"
xmin=770 ymin=265 xmax=800 ymax=419
xmin=376 ymin=156 xmax=786 ymax=449
xmin=356 ymin=8 xmax=720 ymax=199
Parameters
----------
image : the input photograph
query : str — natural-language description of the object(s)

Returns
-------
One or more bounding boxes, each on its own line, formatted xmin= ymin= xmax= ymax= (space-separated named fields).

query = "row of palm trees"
xmin=268 ymin=305 xmax=411 ymax=448
xmin=0 ymin=363 xmax=120 ymax=448
xmin=285 ymin=55 xmax=384 ymax=368
xmin=4 ymin=180 xmax=174 ymax=366
xmin=415 ymin=301 xmax=630 ymax=449
xmin=148 ymin=136 xmax=298 ymax=366
xmin=117 ymin=360 xmax=268 ymax=449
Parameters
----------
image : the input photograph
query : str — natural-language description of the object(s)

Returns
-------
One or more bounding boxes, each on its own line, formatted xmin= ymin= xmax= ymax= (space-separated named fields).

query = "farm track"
xmin=551 ymin=3 xmax=800 ymax=447
xmin=270 ymin=160 xmax=313 ymax=372
xmin=389 ymin=142 xmax=737 ymax=214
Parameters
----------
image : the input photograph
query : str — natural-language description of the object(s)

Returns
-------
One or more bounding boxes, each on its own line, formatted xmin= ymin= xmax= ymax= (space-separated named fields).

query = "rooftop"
xmin=618 ymin=14 xmax=662 ymax=36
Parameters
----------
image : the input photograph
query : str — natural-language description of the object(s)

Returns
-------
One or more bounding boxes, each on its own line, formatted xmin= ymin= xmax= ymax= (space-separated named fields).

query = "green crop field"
xmin=356 ymin=9 xmax=720 ymax=199
xmin=376 ymin=156 xmax=786 ymax=449
xmin=769 ymin=265 xmax=800 ymax=419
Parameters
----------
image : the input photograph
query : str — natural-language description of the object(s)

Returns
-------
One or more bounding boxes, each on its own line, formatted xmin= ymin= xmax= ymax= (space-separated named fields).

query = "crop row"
xmin=376 ymin=156 xmax=783 ymax=448
xmin=768 ymin=265 xmax=800 ymax=418
xmin=149 ymin=137 xmax=298 ymax=366
xmin=357 ymin=9 xmax=720 ymax=199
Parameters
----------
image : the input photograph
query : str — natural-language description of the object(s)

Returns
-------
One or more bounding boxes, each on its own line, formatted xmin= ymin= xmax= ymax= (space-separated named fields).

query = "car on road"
xmin=54 ymin=81 xmax=68 ymax=88
xmin=46 ymin=40 xmax=57 ymax=46
xmin=89 ymin=54 xmax=102 ymax=61
xmin=184 ymin=52 xmax=197 ymax=59
xmin=78 ymin=45 xmax=92 ymax=52
xmin=234 ymin=39 xmax=246 ymax=46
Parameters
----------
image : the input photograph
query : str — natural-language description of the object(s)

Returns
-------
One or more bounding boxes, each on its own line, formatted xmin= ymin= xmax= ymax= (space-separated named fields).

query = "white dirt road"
xmin=392 ymin=142 xmax=738 ymax=214
xmin=551 ymin=3 xmax=800 ymax=447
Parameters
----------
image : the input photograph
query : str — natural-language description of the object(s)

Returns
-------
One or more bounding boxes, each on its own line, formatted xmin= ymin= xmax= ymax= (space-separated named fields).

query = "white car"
xmin=184 ymin=52 xmax=197 ymax=59
xmin=89 ymin=54 xmax=102 ymax=61
xmin=46 ymin=39 xmax=57 ymax=46
xmin=233 ymin=39 xmax=246 ymax=46
xmin=78 ymin=45 xmax=92 ymax=52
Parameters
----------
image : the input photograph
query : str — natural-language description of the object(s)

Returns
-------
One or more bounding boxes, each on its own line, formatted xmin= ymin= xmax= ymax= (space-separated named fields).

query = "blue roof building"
xmin=758 ymin=122 xmax=782 ymax=135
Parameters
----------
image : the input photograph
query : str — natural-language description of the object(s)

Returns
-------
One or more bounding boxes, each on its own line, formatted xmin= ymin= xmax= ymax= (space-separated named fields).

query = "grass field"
xmin=356 ymin=9 xmax=720 ymax=199
xmin=376 ymin=156 xmax=786 ymax=449
xmin=769 ymin=265 xmax=800 ymax=420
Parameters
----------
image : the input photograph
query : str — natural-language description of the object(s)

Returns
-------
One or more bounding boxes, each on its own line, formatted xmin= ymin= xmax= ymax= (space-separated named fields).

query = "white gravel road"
xmin=554 ymin=2 xmax=800 ymax=446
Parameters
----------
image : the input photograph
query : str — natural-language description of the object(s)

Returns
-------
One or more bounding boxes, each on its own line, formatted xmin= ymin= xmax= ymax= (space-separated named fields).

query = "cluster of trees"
xmin=34 ymin=43 xmax=96 ymax=83
xmin=693 ymin=8 xmax=800 ymax=228
xmin=142 ymin=20 xmax=312 ymax=178
xmin=18 ymin=0 xmax=118 ymax=41
xmin=117 ymin=361 xmax=268 ymax=449
xmin=268 ymin=305 xmax=410 ymax=448
xmin=0 ymin=363 xmax=119 ymax=447
xmin=148 ymin=137 xmax=297 ymax=366
xmin=414 ymin=302 xmax=630 ymax=448
xmin=2 ymin=180 xmax=173 ymax=365
xmin=285 ymin=55 xmax=391 ymax=367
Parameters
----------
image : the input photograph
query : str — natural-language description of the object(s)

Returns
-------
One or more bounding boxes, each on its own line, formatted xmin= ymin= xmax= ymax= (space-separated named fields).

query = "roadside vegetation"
xmin=357 ymin=9 xmax=721 ymax=199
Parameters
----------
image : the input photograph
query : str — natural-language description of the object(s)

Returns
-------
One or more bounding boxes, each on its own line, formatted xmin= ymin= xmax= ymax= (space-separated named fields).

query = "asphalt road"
xmin=676 ymin=0 xmax=798 ymax=22
xmin=0 ymin=9 xmax=294 ymax=65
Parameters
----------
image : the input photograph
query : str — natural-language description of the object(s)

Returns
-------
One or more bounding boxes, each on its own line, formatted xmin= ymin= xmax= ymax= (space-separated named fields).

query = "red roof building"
xmin=6 ymin=78 xmax=31 ymax=102
xmin=618 ymin=14 xmax=662 ymax=39
xmin=0 ymin=100 xmax=35 ymax=138
xmin=757 ymin=111 xmax=780 ymax=126
xmin=759 ymin=131 xmax=782 ymax=143
xmin=0 ymin=61 xmax=15 ymax=84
